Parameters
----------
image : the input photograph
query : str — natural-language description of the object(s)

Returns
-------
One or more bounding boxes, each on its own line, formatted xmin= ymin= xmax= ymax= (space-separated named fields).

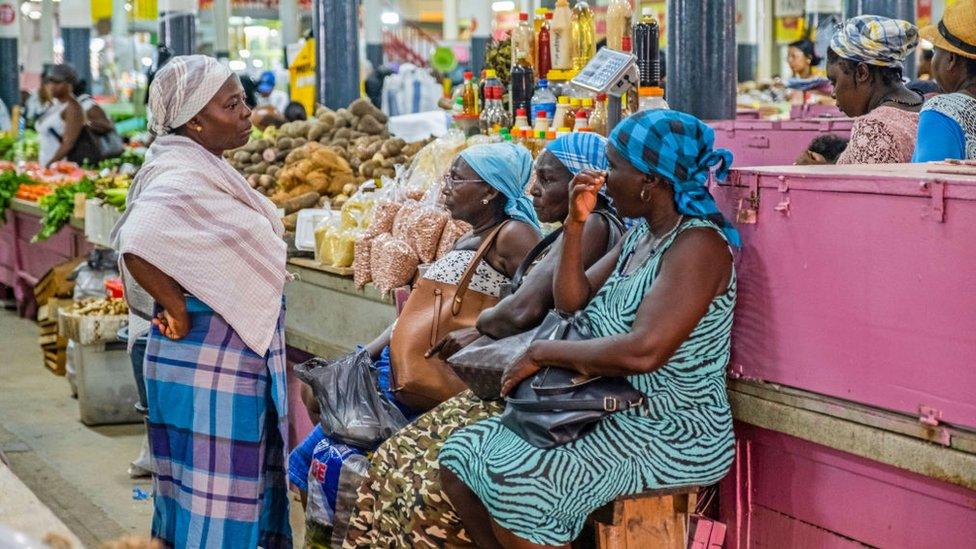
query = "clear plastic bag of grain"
xmin=391 ymin=199 xmax=420 ymax=240
xmin=353 ymin=234 xmax=374 ymax=290
xmin=371 ymin=236 xmax=419 ymax=295
xmin=436 ymin=219 xmax=473 ymax=260
xmin=407 ymin=206 xmax=450 ymax=264
xmin=364 ymin=199 xmax=401 ymax=238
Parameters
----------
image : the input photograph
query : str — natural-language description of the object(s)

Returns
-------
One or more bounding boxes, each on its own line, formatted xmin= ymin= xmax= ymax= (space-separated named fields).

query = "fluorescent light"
xmin=252 ymin=59 xmax=264 ymax=68
xmin=141 ymin=57 xmax=153 ymax=67
xmin=28 ymin=10 xmax=41 ymax=19
xmin=229 ymin=60 xmax=247 ymax=71
xmin=239 ymin=49 xmax=251 ymax=58
xmin=492 ymin=1 xmax=515 ymax=12
xmin=381 ymin=11 xmax=400 ymax=25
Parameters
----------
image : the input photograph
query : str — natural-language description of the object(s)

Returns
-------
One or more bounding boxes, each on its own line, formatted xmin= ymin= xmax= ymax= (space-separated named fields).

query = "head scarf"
xmin=459 ymin=142 xmax=541 ymax=230
xmin=148 ymin=55 xmax=233 ymax=136
xmin=544 ymin=132 xmax=608 ymax=175
xmin=47 ymin=64 xmax=79 ymax=85
xmin=830 ymin=15 xmax=919 ymax=68
xmin=609 ymin=110 xmax=740 ymax=247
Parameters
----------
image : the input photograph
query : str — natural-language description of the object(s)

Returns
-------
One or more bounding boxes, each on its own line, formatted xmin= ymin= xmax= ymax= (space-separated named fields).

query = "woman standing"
xmin=439 ymin=110 xmax=739 ymax=548
xmin=912 ymin=1 xmax=976 ymax=162
xmin=111 ymin=55 xmax=291 ymax=548
xmin=36 ymin=64 xmax=85 ymax=167
xmin=826 ymin=16 xmax=922 ymax=164
xmin=788 ymin=39 xmax=824 ymax=79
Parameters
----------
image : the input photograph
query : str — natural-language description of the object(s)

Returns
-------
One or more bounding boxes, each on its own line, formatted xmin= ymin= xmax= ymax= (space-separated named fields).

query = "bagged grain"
xmin=436 ymin=219 xmax=472 ymax=260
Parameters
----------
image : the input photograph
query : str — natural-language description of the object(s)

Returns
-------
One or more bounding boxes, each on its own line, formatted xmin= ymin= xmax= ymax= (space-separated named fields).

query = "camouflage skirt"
xmin=342 ymin=390 xmax=503 ymax=548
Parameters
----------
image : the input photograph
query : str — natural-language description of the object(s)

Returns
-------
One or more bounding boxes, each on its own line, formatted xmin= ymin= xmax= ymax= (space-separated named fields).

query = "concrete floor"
xmin=0 ymin=308 xmax=305 ymax=548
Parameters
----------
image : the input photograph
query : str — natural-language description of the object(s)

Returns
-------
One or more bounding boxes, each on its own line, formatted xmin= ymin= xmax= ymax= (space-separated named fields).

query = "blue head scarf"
xmin=608 ymin=110 xmax=740 ymax=247
xmin=545 ymin=132 xmax=608 ymax=175
xmin=458 ymin=142 xmax=541 ymax=230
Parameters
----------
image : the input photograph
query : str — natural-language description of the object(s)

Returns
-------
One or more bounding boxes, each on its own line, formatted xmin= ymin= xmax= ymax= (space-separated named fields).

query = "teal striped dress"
xmin=439 ymin=218 xmax=736 ymax=546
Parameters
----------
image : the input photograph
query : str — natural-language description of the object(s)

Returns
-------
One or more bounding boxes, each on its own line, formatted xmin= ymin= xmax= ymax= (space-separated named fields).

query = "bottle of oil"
xmin=589 ymin=93 xmax=608 ymax=136
xmin=606 ymin=0 xmax=632 ymax=51
xmin=572 ymin=1 xmax=595 ymax=72
xmin=462 ymin=71 xmax=478 ymax=116
xmin=512 ymin=12 xmax=536 ymax=72
xmin=537 ymin=12 xmax=553 ymax=79
xmin=633 ymin=6 xmax=661 ymax=88
xmin=551 ymin=0 xmax=574 ymax=71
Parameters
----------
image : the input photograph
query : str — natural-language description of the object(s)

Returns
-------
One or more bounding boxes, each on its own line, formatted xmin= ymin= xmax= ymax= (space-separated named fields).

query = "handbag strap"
xmin=506 ymin=395 xmax=646 ymax=413
xmin=451 ymin=221 xmax=507 ymax=315
xmin=510 ymin=226 xmax=563 ymax=292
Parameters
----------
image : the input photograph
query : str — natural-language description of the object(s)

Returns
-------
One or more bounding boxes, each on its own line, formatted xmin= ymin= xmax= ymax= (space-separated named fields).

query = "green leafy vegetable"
xmin=0 ymin=170 xmax=31 ymax=223
xmin=34 ymin=178 xmax=96 ymax=241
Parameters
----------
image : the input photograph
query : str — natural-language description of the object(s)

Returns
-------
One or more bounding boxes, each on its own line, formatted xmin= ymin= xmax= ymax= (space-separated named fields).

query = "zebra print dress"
xmin=438 ymin=217 xmax=737 ymax=546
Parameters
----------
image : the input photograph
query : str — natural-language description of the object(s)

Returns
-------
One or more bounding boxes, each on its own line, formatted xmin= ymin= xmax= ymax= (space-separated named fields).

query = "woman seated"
xmin=342 ymin=133 xmax=623 ymax=548
xmin=912 ymin=2 xmax=976 ymax=162
xmin=438 ymin=110 xmax=740 ymax=549
xmin=290 ymin=142 xmax=540 ymax=538
xmin=825 ymin=16 xmax=922 ymax=164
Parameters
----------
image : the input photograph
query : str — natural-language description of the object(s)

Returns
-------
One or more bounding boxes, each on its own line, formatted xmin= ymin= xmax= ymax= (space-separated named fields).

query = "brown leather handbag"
xmin=390 ymin=223 xmax=506 ymax=411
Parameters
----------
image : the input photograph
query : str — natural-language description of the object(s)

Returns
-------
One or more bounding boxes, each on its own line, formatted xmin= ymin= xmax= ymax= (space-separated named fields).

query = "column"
xmin=159 ymin=0 xmax=197 ymax=56
xmin=0 ymin=0 xmax=18 ymax=111
xmin=112 ymin=0 xmax=132 ymax=72
xmin=212 ymin=0 xmax=230 ymax=59
xmin=363 ymin=0 xmax=383 ymax=69
xmin=40 ymin=0 xmax=53 ymax=63
xmin=844 ymin=0 xmax=917 ymax=76
xmin=443 ymin=0 xmax=458 ymax=41
xmin=60 ymin=0 xmax=92 ymax=91
xmin=466 ymin=0 xmax=492 ymax=76
xmin=279 ymin=0 xmax=300 ymax=55
xmin=667 ymin=0 xmax=737 ymax=120
xmin=313 ymin=0 xmax=360 ymax=109
xmin=736 ymin=0 xmax=759 ymax=83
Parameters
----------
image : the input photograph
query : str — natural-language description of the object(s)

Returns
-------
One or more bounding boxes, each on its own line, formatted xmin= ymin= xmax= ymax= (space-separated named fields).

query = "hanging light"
xmin=380 ymin=11 xmax=400 ymax=25
xmin=491 ymin=1 xmax=515 ymax=12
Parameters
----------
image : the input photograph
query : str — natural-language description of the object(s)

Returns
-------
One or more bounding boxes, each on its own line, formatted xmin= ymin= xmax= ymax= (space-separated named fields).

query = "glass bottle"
xmin=572 ymin=1 xmax=596 ymax=72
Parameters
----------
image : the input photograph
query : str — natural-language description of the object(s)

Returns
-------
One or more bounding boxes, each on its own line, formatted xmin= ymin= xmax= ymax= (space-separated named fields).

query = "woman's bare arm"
xmin=123 ymin=253 xmax=189 ymax=339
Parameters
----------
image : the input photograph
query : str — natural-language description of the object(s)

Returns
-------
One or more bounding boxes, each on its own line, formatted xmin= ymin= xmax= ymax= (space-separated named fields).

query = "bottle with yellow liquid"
xmin=606 ymin=0 xmax=632 ymax=51
xmin=571 ymin=1 xmax=595 ymax=72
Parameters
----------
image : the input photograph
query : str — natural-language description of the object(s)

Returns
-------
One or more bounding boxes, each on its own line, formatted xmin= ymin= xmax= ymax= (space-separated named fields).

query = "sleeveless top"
xmin=921 ymin=92 xmax=976 ymax=160
xmin=422 ymin=249 xmax=510 ymax=298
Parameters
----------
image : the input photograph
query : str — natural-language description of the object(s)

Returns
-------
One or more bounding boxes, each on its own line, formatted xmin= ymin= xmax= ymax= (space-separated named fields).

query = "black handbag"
xmin=51 ymin=124 xmax=124 ymax=166
xmin=499 ymin=311 xmax=647 ymax=449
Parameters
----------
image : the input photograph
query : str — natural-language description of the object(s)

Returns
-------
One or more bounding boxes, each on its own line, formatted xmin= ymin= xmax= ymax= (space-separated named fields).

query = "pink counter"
xmin=713 ymin=163 xmax=976 ymax=547
xmin=710 ymin=118 xmax=854 ymax=168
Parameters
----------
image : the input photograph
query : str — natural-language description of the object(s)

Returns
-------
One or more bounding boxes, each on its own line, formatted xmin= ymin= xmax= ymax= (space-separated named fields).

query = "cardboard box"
xmin=58 ymin=310 xmax=127 ymax=346
xmin=33 ymin=257 xmax=84 ymax=307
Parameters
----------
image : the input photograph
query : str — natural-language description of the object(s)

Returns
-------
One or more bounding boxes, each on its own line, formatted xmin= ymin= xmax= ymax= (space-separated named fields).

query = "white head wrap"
xmin=147 ymin=55 xmax=234 ymax=136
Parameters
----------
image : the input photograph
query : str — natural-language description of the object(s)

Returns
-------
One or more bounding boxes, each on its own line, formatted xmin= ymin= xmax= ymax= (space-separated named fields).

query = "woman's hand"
xmin=153 ymin=308 xmax=190 ymax=340
xmin=501 ymin=345 xmax=542 ymax=397
xmin=567 ymin=170 xmax=606 ymax=224
xmin=426 ymin=327 xmax=481 ymax=360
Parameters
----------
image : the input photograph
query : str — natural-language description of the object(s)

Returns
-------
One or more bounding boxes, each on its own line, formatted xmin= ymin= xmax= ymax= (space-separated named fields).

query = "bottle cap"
xmin=558 ymin=96 xmax=570 ymax=104
xmin=519 ymin=12 xmax=529 ymax=21
xmin=464 ymin=71 xmax=473 ymax=79
xmin=536 ymin=111 xmax=548 ymax=119
xmin=582 ymin=98 xmax=594 ymax=106
xmin=545 ymin=11 xmax=553 ymax=19
xmin=546 ymin=130 xmax=557 ymax=139
xmin=642 ymin=7 xmax=654 ymax=16
xmin=576 ymin=111 xmax=588 ymax=118
xmin=535 ymin=8 xmax=547 ymax=15
xmin=538 ymin=79 xmax=549 ymax=87
xmin=558 ymin=127 xmax=572 ymax=133
xmin=500 ymin=127 xmax=510 ymax=135
xmin=621 ymin=36 xmax=632 ymax=52
xmin=485 ymin=69 xmax=497 ymax=78
xmin=596 ymin=92 xmax=608 ymax=101
xmin=516 ymin=108 xmax=527 ymax=116
xmin=638 ymin=86 xmax=665 ymax=97
xmin=570 ymin=98 xmax=581 ymax=107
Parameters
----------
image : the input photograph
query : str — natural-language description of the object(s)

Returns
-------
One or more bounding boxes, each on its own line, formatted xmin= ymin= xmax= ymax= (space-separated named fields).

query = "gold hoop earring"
xmin=639 ymin=185 xmax=652 ymax=203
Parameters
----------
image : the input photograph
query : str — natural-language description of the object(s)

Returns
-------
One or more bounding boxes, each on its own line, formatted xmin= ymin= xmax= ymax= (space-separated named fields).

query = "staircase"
xmin=382 ymin=21 xmax=440 ymax=68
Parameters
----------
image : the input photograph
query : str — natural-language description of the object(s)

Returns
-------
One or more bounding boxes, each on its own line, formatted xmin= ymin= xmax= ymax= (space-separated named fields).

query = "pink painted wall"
xmin=722 ymin=424 xmax=976 ymax=549
xmin=709 ymin=119 xmax=853 ymax=169
xmin=713 ymin=164 xmax=976 ymax=429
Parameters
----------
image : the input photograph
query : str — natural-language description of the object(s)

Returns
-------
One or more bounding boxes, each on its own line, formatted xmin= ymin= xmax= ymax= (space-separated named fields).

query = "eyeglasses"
xmin=441 ymin=174 xmax=483 ymax=189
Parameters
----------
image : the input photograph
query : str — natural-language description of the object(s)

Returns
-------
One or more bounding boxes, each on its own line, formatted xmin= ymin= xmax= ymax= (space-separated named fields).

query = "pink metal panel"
xmin=722 ymin=424 xmax=976 ymax=549
xmin=0 ymin=217 xmax=16 ymax=287
xmin=709 ymin=119 xmax=853 ymax=168
xmin=714 ymin=164 xmax=976 ymax=429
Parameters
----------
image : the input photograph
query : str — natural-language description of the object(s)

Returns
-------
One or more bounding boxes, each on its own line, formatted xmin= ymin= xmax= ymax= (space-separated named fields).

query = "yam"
xmin=247 ymin=174 xmax=261 ymax=187
xmin=258 ymin=174 xmax=274 ymax=188
xmin=282 ymin=213 xmax=299 ymax=232
xmin=342 ymin=183 xmax=359 ymax=196
xmin=331 ymin=139 xmax=350 ymax=151
xmin=276 ymin=137 xmax=295 ymax=150
xmin=380 ymin=138 xmax=406 ymax=158
xmin=359 ymin=159 xmax=380 ymax=178
xmin=282 ymin=191 xmax=321 ymax=214
xmin=285 ymin=148 xmax=308 ymax=164
xmin=293 ymin=137 xmax=308 ymax=148
xmin=337 ymin=108 xmax=355 ymax=124
xmin=349 ymin=98 xmax=375 ymax=118
xmin=334 ymin=128 xmax=353 ymax=141
xmin=307 ymin=124 xmax=327 ymax=143
xmin=262 ymin=148 xmax=279 ymax=163
xmin=250 ymin=153 xmax=263 ymax=164
xmin=333 ymin=115 xmax=349 ymax=129
xmin=317 ymin=112 xmax=337 ymax=128
xmin=244 ymin=161 xmax=269 ymax=175
xmin=234 ymin=150 xmax=251 ymax=163
xmin=402 ymin=141 xmax=425 ymax=157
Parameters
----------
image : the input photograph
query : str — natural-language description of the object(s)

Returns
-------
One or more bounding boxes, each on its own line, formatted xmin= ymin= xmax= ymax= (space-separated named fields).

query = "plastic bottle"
xmin=534 ymin=111 xmax=550 ymax=135
xmin=452 ymin=96 xmax=464 ymax=117
xmin=574 ymin=111 xmax=590 ymax=132
xmin=556 ymin=127 xmax=572 ymax=138
xmin=512 ymin=12 xmax=536 ymax=71
xmin=637 ymin=86 xmax=669 ymax=111
xmin=590 ymin=93 xmax=608 ymax=136
xmin=606 ymin=0 xmax=632 ymax=51
xmin=493 ymin=86 xmax=512 ymax=130
xmin=480 ymin=87 xmax=495 ymax=134
xmin=530 ymin=79 xmax=557 ymax=124
xmin=581 ymin=97 xmax=594 ymax=118
xmin=514 ymin=108 xmax=530 ymax=130
xmin=511 ymin=21 xmax=536 ymax=122
xmin=572 ymin=1 xmax=596 ymax=72
xmin=534 ymin=8 xmax=548 ymax=34
xmin=633 ymin=7 xmax=661 ymax=88
xmin=462 ymin=71 xmax=478 ymax=116
xmin=551 ymin=0 xmax=574 ymax=71
xmin=552 ymin=96 xmax=572 ymax=131
xmin=537 ymin=12 xmax=553 ymax=80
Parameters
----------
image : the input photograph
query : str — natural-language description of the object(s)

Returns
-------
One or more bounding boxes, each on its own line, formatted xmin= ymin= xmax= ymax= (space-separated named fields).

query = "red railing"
xmin=382 ymin=20 xmax=440 ymax=68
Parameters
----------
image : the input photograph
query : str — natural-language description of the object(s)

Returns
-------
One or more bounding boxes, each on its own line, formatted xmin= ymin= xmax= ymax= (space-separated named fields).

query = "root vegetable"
xmin=282 ymin=213 xmax=299 ymax=231
xmin=262 ymin=148 xmax=279 ymax=162
xmin=342 ymin=183 xmax=358 ymax=196
xmin=380 ymin=138 xmax=406 ymax=157
xmin=282 ymin=191 xmax=321 ymax=214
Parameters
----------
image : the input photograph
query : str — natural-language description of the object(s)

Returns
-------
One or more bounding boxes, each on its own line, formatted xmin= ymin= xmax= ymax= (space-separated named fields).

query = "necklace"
xmin=879 ymin=90 xmax=924 ymax=108
xmin=622 ymin=215 xmax=684 ymax=274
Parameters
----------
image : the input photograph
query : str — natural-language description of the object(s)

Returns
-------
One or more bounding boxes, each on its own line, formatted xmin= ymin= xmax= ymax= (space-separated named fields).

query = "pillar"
xmin=667 ymin=0 xmax=737 ymax=120
xmin=443 ymin=0 xmax=458 ymax=41
xmin=466 ymin=0 xmax=492 ymax=76
xmin=844 ymin=0 xmax=917 ymax=77
xmin=279 ymin=0 xmax=300 ymax=56
xmin=0 ymin=0 xmax=18 ymax=111
xmin=313 ymin=0 xmax=360 ymax=109
xmin=364 ymin=0 xmax=383 ymax=69
xmin=112 ymin=0 xmax=132 ymax=71
xmin=736 ymin=0 xmax=759 ymax=83
xmin=60 ymin=0 xmax=92 ymax=92
xmin=40 ymin=0 xmax=54 ymax=63
xmin=159 ymin=0 xmax=197 ymax=56
xmin=212 ymin=0 xmax=230 ymax=59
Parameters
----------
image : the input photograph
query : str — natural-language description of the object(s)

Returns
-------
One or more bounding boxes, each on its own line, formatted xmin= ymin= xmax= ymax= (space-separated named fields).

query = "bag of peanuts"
xmin=371 ymin=235 xmax=419 ymax=296
xmin=392 ymin=200 xmax=420 ymax=240
xmin=353 ymin=234 xmax=374 ymax=290
xmin=436 ymin=219 xmax=473 ymax=260
xmin=364 ymin=199 xmax=402 ymax=239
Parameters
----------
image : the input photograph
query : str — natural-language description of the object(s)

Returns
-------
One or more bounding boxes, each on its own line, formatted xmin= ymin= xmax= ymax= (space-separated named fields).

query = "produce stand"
xmin=1 ymin=199 xmax=89 ymax=317
xmin=712 ymin=163 xmax=976 ymax=547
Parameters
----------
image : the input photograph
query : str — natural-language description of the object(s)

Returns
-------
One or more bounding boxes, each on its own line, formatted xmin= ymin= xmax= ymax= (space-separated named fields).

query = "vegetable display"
xmin=34 ymin=178 xmax=96 ymax=241
xmin=67 ymin=297 xmax=129 ymax=316
xmin=0 ymin=170 xmax=32 ymax=222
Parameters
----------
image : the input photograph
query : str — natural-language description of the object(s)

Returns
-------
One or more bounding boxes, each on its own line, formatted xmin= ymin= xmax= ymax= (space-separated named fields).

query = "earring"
xmin=639 ymin=185 xmax=652 ymax=203
xmin=481 ymin=198 xmax=490 ymax=205
xmin=195 ymin=124 xmax=204 ymax=132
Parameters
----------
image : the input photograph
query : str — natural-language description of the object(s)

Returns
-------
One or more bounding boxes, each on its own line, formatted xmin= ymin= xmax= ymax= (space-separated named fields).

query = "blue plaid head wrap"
xmin=545 ymin=132 xmax=608 ymax=175
xmin=830 ymin=15 xmax=919 ymax=68
xmin=608 ymin=110 xmax=740 ymax=247
xmin=459 ymin=142 xmax=541 ymax=230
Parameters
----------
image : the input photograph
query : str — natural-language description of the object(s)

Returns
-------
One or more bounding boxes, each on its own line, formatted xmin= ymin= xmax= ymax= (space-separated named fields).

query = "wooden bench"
xmin=587 ymin=486 xmax=700 ymax=549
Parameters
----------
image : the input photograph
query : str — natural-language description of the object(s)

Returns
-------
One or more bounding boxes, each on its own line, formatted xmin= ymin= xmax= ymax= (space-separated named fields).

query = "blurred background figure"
xmin=256 ymin=70 xmax=289 ymax=113
xmin=284 ymin=101 xmax=308 ymax=122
